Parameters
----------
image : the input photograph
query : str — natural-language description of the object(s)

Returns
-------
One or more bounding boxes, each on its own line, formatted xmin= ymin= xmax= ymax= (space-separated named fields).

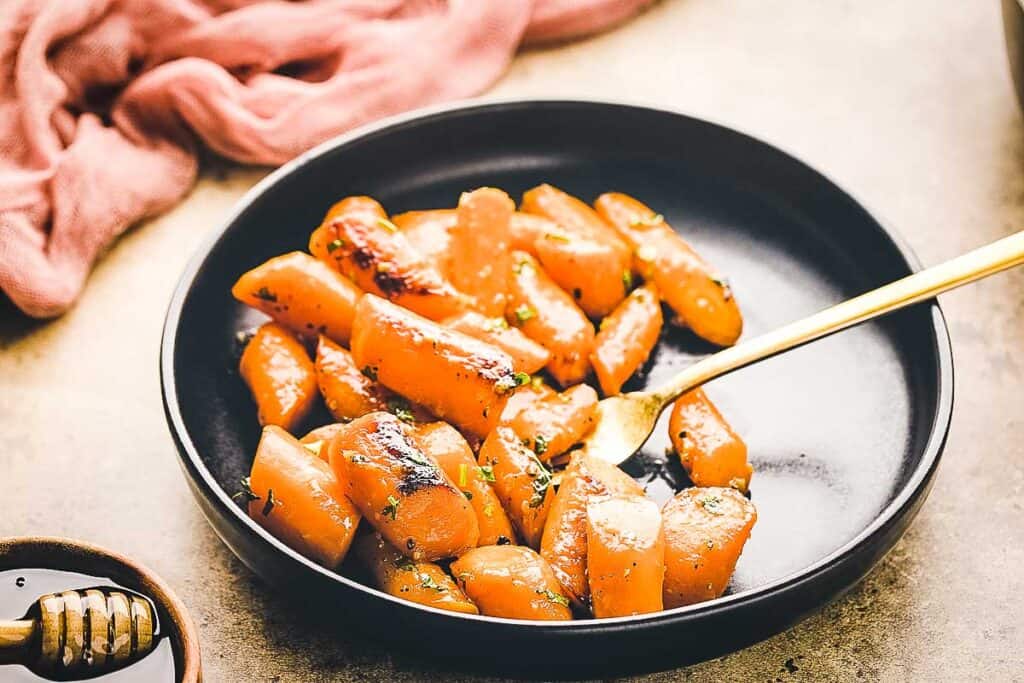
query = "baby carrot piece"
xmin=509 ymin=212 xmax=559 ymax=252
xmin=669 ymin=388 xmax=753 ymax=493
xmin=354 ymin=532 xmax=479 ymax=615
xmin=590 ymin=283 xmax=663 ymax=396
xmin=502 ymin=384 xmax=598 ymax=463
xmin=594 ymin=192 xmax=743 ymax=346
xmin=246 ymin=426 xmax=360 ymax=568
xmin=409 ymin=422 xmax=515 ymax=547
xmin=391 ymin=209 xmax=457 ymax=276
xmin=309 ymin=196 xmax=387 ymax=262
xmin=329 ymin=412 xmax=479 ymax=561
xmin=450 ymin=188 xmax=514 ymax=316
xmin=662 ymin=487 xmax=756 ymax=608
xmin=232 ymin=251 xmax=363 ymax=345
xmin=586 ymin=495 xmax=665 ymax=617
xmin=506 ymin=251 xmax=594 ymax=387
xmin=317 ymin=210 xmax=475 ymax=322
xmin=443 ymin=311 xmax=551 ymax=375
xmin=239 ymin=322 xmax=317 ymax=432
xmin=299 ymin=422 xmax=349 ymax=461
xmin=350 ymin=294 xmax=521 ymax=437
xmin=540 ymin=452 xmax=643 ymax=605
xmin=315 ymin=336 xmax=391 ymax=422
xmin=451 ymin=545 xmax=572 ymax=621
xmin=478 ymin=426 xmax=555 ymax=549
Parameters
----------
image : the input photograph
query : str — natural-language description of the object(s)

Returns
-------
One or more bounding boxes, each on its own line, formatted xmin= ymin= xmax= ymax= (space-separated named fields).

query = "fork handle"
xmin=654 ymin=230 xmax=1024 ymax=404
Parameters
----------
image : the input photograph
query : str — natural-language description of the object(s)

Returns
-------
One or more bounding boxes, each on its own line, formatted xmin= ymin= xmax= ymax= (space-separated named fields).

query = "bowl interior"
xmin=167 ymin=101 xmax=943 ymax=609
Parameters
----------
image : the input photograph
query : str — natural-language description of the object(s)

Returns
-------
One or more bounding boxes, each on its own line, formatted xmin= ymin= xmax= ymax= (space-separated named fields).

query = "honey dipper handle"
xmin=0 ymin=619 xmax=37 ymax=650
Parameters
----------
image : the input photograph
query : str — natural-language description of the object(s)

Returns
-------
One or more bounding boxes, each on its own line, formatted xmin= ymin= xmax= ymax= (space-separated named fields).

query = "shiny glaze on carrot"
xmin=409 ymin=421 xmax=515 ymax=547
xmin=239 ymin=322 xmax=317 ymax=431
xmin=506 ymin=251 xmax=594 ymax=386
xmin=232 ymin=251 xmax=363 ymax=345
xmin=451 ymin=188 xmax=514 ymax=316
xmin=299 ymin=422 xmax=349 ymax=461
xmin=594 ymin=192 xmax=743 ymax=346
xmin=443 ymin=311 xmax=551 ymax=375
xmin=329 ymin=412 xmax=479 ymax=561
xmin=508 ymin=212 xmax=558 ymax=252
xmin=451 ymin=545 xmax=571 ymax=620
xmin=310 ymin=196 xmax=387 ymax=262
xmin=355 ymin=532 xmax=479 ymax=614
xmin=315 ymin=336 xmax=391 ymax=422
xmin=501 ymin=383 xmax=598 ymax=463
xmin=669 ymin=388 xmax=752 ymax=493
xmin=391 ymin=209 xmax=457 ymax=276
xmin=586 ymin=495 xmax=665 ymax=617
xmin=350 ymin=294 xmax=518 ymax=436
xmin=661 ymin=487 xmax=756 ymax=608
xmin=247 ymin=426 xmax=360 ymax=568
xmin=478 ymin=426 xmax=555 ymax=549
xmin=590 ymin=283 xmax=663 ymax=395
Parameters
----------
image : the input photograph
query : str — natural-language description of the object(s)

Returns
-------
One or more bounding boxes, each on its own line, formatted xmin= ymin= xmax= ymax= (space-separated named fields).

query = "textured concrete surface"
xmin=2 ymin=1 xmax=1023 ymax=680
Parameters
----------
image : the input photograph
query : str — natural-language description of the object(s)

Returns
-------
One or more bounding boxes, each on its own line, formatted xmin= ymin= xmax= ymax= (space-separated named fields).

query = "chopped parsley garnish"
xmin=533 ymin=434 xmax=550 ymax=456
xmin=512 ymin=259 xmax=532 ymax=275
xmin=622 ymin=269 xmax=633 ymax=292
xmin=530 ymin=375 xmax=545 ymax=390
xmin=458 ymin=463 xmax=469 ymax=487
xmin=527 ymin=455 xmax=552 ymax=508
xmin=377 ymin=218 xmax=399 ymax=233
xmin=420 ymin=574 xmax=447 ymax=592
xmin=513 ymin=304 xmax=536 ymax=325
xmin=394 ymin=556 xmax=417 ymax=572
xmin=700 ymin=495 xmax=723 ymax=515
xmin=361 ymin=365 xmax=379 ymax=381
xmin=382 ymin=495 xmax=401 ymax=520
xmin=482 ymin=317 xmax=509 ymax=332
xmin=543 ymin=232 xmax=571 ymax=243
xmin=261 ymin=488 xmax=278 ymax=516
xmin=536 ymin=588 xmax=569 ymax=607
xmin=494 ymin=371 xmax=530 ymax=395
xmin=387 ymin=398 xmax=416 ymax=424
xmin=630 ymin=213 xmax=663 ymax=228
xmin=254 ymin=287 xmax=277 ymax=302
xmin=326 ymin=238 xmax=345 ymax=253
xmin=478 ymin=465 xmax=496 ymax=483
xmin=233 ymin=477 xmax=259 ymax=504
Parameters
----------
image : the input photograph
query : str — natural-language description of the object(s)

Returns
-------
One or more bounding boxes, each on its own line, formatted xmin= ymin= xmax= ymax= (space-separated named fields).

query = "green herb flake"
xmin=512 ymin=259 xmax=532 ymax=275
xmin=530 ymin=376 xmax=545 ymax=390
xmin=494 ymin=370 xmax=531 ymax=395
xmin=478 ymin=465 xmax=496 ymax=483
xmin=261 ymin=488 xmax=278 ymax=516
xmin=482 ymin=317 xmax=509 ymax=332
xmin=394 ymin=556 xmax=417 ymax=572
xmin=533 ymin=434 xmax=550 ymax=456
xmin=527 ymin=455 xmax=553 ymax=508
xmin=536 ymin=588 xmax=569 ymax=607
xmin=382 ymin=495 xmax=401 ymax=520
xmin=700 ymin=495 xmax=723 ymax=515
xmin=513 ymin=304 xmax=536 ymax=325
xmin=361 ymin=365 xmax=379 ymax=381
xmin=326 ymin=238 xmax=345 ymax=253
xmin=543 ymin=232 xmax=571 ymax=243
xmin=377 ymin=218 xmax=399 ymax=233
xmin=232 ymin=476 xmax=260 ymax=504
xmin=420 ymin=573 xmax=447 ymax=593
xmin=254 ymin=286 xmax=277 ymax=302
xmin=387 ymin=398 xmax=416 ymax=424
xmin=458 ymin=463 xmax=469 ymax=487
xmin=622 ymin=269 xmax=634 ymax=292
xmin=630 ymin=213 xmax=663 ymax=228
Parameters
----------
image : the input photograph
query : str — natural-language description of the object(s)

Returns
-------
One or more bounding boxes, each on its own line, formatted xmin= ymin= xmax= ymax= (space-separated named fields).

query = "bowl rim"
xmin=159 ymin=97 xmax=954 ymax=631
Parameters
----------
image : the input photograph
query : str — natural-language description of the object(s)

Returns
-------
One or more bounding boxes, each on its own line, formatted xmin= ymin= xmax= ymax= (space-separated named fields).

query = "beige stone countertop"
xmin=2 ymin=1 xmax=1023 ymax=680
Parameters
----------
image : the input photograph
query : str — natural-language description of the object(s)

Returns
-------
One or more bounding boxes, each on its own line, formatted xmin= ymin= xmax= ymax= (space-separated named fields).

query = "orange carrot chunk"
xmin=451 ymin=545 xmax=572 ymax=621
xmin=246 ymin=426 xmax=360 ymax=568
xmin=299 ymin=422 xmax=349 ymax=461
xmin=391 ymin=208 xmax=457 ymax=276
xmin=506 ymin=251 xmax=594 ymax=387
xmin=590 ymin=283 xmax=663 ymax=396
xmin=355 ymin=532 xmax=479 ymax=615
xmin=669 ymin=388 xmax=753 ymax=493
xmin=310 ymin=196 xmax=387 ymax=263
xmin=502 ymin=384 xmax=598 ymax=463
xmin=350 ymin=294 xmax=521 ymax=437
xmin=662 ymin=487 xmax=756 ymax=608
xmin=409 ymin=421 xmax=516 ymax=547
xmin=232 ymin=251 xmax=363 ymax=345
xmin=594 ymin=192 xmax=743 ymax=346
xmin=443 ymin=311 xmax=551 ymax=375
xmin=315 ymin=336 xmax=391 ymax=422
xmin=477 ymin=426 xmax=555 ymax=549
xmin=450 ymin=188 xmax=514 ymax=317
xmin=586 ymin=495 xmax=665 ymax=617
xmin=328 ymin=412 xmax=479 ymax=561
xmin=239 ymin=322 xmax=317 ymax=432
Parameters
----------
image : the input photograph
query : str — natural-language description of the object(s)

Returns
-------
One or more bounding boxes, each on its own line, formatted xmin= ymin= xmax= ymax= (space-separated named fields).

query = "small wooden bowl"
xmin=0 ymin=537 xmax=201 ymax=682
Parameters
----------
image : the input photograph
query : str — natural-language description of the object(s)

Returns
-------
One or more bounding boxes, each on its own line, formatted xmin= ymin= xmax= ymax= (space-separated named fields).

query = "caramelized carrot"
xmin=521 ymin=184 xmax=632 ymax=317
xmin=247 ymin=426 xmax=360 ymax=568
xmin=328 ymin=412 xmax=479 ymax=561
xmin=350 ymin=294 xmax=520 ymax=437
xmin=443 ymin=311 xmax=550 ymax=375
xmin=409 ymin=421 xmax=515 ymax=547
xmin=502 ymin=384 xmax=598 ymax=463
xmin=232 ymin=252 xmax=362 ymax=345
xmin=586 ymin=495 xmax=664 ymax=617
xmin=540 ymin=452 xmax=643 ymax=605
xmin=316 ymin=210 xmax=475 ymax=321
xmin=239 ymin=322 xmax=317 ymax=431
xmin=451 ymin=545 xmax=571 ymax=620
xmin=509 ymin=212 xmax=558 ymax=252
xmin=354 ymin=532 xmax=479 ymax=615
xmin=299 ymin=422 xmax=348 ymax=461
xmin=590 ymin=283 xmax=663 ymax=395
xmin=310 ymin=196 xmax=387 ymax=262
xmin=594 ymin=192 xmax=743 ymax=346
xmin=662 ymin=487 xmax=756 ymax=608
xmin=315 ymin=336 xmax=390 ymax=421
xmin=450 ymin=188 xmax=514 ymax=316
xmin=477 ymin=426 xmax=554 ymax=549
xmin=506 ymin=251 xmax=594 ymax=386
xmin=391 ymin=209 xmax=456 ymax=276
xmin=669 ymin=388 xmax=752 ymax=493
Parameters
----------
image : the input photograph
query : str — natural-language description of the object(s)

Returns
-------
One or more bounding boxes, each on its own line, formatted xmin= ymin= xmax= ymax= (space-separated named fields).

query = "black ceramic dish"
xmin=160 ymin=100 xmax=952 ymax=678
xmin=1003 ymin=0 xmax=1024 ymax=113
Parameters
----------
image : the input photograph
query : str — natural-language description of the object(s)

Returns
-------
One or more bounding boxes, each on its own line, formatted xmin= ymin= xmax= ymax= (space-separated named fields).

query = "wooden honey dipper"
xmin=0 ymin=588 xmax=155 ymax=677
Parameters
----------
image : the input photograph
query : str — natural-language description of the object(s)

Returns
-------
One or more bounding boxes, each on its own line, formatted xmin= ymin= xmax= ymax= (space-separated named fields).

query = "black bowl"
xmin=160 ymin=100 xmax=952 ymax=678
xmin=1003 ymin=0 xmax=1024 ymax=113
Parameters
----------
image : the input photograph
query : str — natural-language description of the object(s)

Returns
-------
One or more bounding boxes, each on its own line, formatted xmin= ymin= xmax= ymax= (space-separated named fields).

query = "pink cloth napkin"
xmin=0 ymin=0 xmax=653 ymax=318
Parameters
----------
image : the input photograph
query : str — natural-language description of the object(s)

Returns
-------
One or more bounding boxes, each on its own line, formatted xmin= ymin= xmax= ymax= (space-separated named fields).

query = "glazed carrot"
xmin=590 ymin=283 xmax=663 ymax=396
xmin=239 ymin=322 xmax=317 ymax=432
xmin=391 ymin=209 xmax=456 ymax=276
xmin=315 ymin=336 xmax=390 ymax=422
xmin=299 ymin=422 xmax=348 ymax=461
xmin=354 ymin=532 xmax=479 ymax=615
xmin=309 ymin=196 xmax=387 ymax=262
xmin=409 ymin=421 xmax=515 ymax=547
xmin=669 ymin=388 xmax=753 ymax=493
xmin=521 ymin=184 xmax=632 ymax=318
xmin=350 ymin=294 xmax=521 ymax=436
xmin=586 ymin=495 xmax=664 ymax=617
xmin=328 ymin=412 xmax=479 ymax=561
xmin=232 ymin=252 xmax=362 ymax=345
xmin=509 ymin=212 xmax=558 ymax=252
xmin=450 ymin=188 xmax=514 ymax=316
xmin=540 ymin=452 xmax=643 ymax=605
xmin=315 ymin=210 xmax=475 ymax=321
xmin=662 ymin=487 xmax=756 ymax=608
xmin=502 ymin=384 xmax=598 ymax=463
xmin=477 ymin=426 xmax=554 ymax=549
xmin=594 ymin=192 xmax=743 ymax=346
xmin=451 ymin=545 xmax=571 ymax=620
xmin=443 ymin=311 xmax=550 ymax=375
xmin=506 ymin=251 xmax=594 ymax=386
xmin=246 ymin=426 xmax=360 ymax=568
